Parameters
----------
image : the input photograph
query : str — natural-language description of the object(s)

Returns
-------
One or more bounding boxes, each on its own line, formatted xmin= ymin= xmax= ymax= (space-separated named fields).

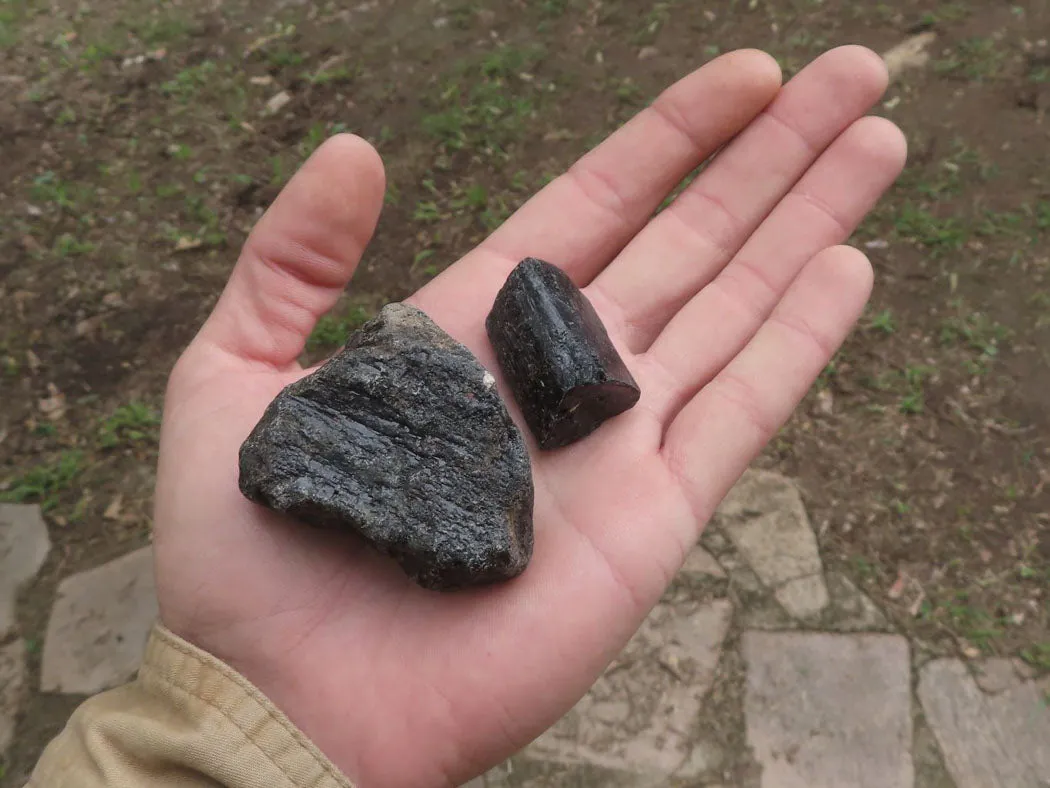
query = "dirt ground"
xmin=1 ymin=0 xmax=1048 ymax=781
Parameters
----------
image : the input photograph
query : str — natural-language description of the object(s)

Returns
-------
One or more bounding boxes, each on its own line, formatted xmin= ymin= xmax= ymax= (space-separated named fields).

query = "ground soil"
xmin=1 ymin=0 xmax=1048 ymax=782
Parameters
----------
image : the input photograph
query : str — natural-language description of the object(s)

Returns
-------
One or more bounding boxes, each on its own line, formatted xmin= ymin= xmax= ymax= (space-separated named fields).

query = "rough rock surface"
xmin=743 ymin=632 xmax=913 ymax=788
xmin=40 ymin=547 xmax=158 ymax=695
xmin=918 ymin=658 xmax=1050 ymax=787
xmin=486 ymin=258 xmax=640 ymax=449
xmin=526 ymin=599 xmax=732 ymax=779
xmin=0 ymin=503 xmax=52 ymax=638
xmin=0 ymin=640 xmax=27 ymax=760
xmin=240 ymin=303 xmax=534 ymax=591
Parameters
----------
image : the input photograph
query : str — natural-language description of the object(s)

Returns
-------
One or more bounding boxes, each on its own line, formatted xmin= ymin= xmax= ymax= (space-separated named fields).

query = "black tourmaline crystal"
xmin=238 ymin=303 xmax=534 ymax=591
xmin=486 ymin=257 xmax=641 ymax=450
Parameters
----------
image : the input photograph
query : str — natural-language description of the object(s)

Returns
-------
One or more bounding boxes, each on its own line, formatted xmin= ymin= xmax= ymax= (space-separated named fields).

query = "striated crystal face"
xmin=486 ymin=257 xmax=640 ymax=450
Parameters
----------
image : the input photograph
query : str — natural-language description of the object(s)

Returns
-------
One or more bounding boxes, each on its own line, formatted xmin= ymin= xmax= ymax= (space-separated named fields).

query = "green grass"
xmin=53 ymin=233 xmax=97 ymax=257
xmin=1020 ymin=642 xmax=1050 ymax=670
xmin=942 ymin=590 xmax=1007 ymax=653
xmin=541 ymin=0 xmax=569 ymax=16
xmin=633 ymin=1 xmax=674 ymax=42
xmin=30 ymin=171 xmax=86 ymax=212
xmin=306 ymin=305 xmax=374 ymax=353
xmin=893 ymin=202 xmax=967 ymax=252
xmin=136 ymin=14 xmax=192 ymax=46
xmin=307 ymin=63 xmax=358 ymax=85
xmin=98 ymin=403 xmax=160 ymax=449
xmin=940 ymin=307 xmax=1011 ymax=361
xmin=160 ymin=61 xmax=219 ymax=101
xmin=899 ymin=365 xmax=936 ymax=415
xmin=0 ymin=4 xmax=25 ymax=49
xmin=976 ymin=209 xmax=1026 ymax=240
xmin=934 ymin=37 xmax=1006 ymax=81
xmin=0 ymin=451 xmax=84 ymax=511
xmin=868 ymin=309 xmax=896 ymax=335
xmin=300 ymin=122 xmax=349 ymax=158
xmin=916 ymin=2 xmax=971 ymax=25
xmin=421 ymin=45 xmax=544 ymax=156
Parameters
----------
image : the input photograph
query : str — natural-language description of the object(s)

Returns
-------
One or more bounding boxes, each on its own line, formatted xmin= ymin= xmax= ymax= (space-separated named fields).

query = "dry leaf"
xmin=38 ymin=384 xmax=66 ymax=420
xmin=174 ymin=236 xmax=202 ymax=252
xmin=816 ymin=388 xmax=834 ymax=415
xmin=888 ymin=570 xmax=907 ymax=600
xmin=265 ymin=90 xmax=292 ymax=114
xmin=882 ymin=32 xmax=937 ymax=82
xmin=104 ymin=495 xmax=124 ymax=521
xmin=75 ymin=315 xmax=104 ymax=337
xmin=907 ymin=588 xmax=926 ymax=617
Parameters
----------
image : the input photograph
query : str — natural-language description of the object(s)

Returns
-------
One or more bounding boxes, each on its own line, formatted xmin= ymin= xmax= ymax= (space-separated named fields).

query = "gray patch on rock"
xmin=239 ymin=303 xmax=534 ymax=591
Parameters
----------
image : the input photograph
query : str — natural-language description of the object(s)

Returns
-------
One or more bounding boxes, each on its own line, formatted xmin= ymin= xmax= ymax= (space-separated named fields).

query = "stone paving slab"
xmin=823 ymin=572 xmax=889 ymax=632
xmin=918 ymin=658 xmax=1050 ymax=788
xmin=714 ymin=471 xmax=829 ymax=618
xmin=0 ymin=503 xmax=51 ymax=639
xmin=743 ymin=632 xmax=913 ymax=788
xmin=526 ymin=599 xmax=733 ymax=780
xmin=41 ymin=546 xmax=158 ymax=695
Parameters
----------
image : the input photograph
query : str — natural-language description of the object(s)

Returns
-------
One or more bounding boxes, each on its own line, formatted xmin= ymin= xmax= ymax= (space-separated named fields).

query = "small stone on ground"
xmin=743 ymin=632 xmax=913 ymax=788
xmin=0 ymin=503 xmax=51 ymax=638
xmin=918 ymin=658 xmax=1050 ymax=788
xmin=41 ymin=547 xmax=158 ymax=695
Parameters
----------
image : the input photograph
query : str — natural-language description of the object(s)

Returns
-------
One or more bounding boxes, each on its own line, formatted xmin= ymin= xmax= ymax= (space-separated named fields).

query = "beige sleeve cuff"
xmin=28 ymin=624 xmax=352 ymax=788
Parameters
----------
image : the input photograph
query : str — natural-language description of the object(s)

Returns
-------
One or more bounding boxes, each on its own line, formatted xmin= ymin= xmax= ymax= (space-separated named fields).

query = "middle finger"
xmin=587 ymin=45 xmax=889 ymax=353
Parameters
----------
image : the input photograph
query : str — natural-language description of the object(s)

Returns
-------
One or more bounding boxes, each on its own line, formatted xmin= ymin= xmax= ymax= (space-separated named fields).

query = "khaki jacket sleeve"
xmin=28 ymin=624 xmax=353 ymax=788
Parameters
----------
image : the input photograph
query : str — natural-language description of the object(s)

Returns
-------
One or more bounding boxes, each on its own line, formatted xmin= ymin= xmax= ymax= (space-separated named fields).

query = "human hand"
xmin=153 ymin=47 xmax=905 ymax=788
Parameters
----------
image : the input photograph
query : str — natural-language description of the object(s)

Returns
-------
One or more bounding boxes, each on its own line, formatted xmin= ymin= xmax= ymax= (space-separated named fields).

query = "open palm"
xmin=154 ymin=47 xmax=905 ymax=788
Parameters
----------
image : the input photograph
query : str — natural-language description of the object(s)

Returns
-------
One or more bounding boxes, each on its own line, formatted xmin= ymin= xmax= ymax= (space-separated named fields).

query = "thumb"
xmin=196 ymin=134 xmax=386 ymax=369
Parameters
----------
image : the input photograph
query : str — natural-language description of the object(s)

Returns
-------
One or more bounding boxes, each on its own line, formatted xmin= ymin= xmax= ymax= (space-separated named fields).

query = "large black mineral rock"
xmin=239 ymin=303 xmax=534 ymax=591
xmin=486 ymin=257 xmax=641 ymax=450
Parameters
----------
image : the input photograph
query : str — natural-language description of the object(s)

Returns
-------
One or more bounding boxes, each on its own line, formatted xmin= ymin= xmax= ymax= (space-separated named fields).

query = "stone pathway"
xmin=3 ymin=473 xmax=1050 ymax=786
xmin=472 ymin=471 xmax=1050 ymax=787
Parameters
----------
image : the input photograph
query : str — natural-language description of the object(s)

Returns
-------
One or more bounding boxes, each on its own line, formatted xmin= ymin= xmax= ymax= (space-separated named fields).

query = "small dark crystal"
xmin=239 ymin=303 xmax=534 ymax=591
xmin=486 ymin=257 xmax=641 ymax=450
